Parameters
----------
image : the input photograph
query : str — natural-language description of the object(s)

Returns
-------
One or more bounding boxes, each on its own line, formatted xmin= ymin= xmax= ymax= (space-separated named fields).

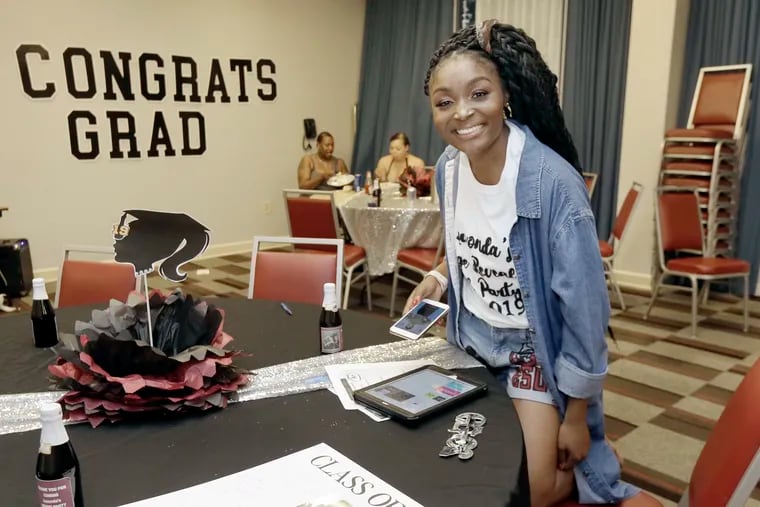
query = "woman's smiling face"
xmin=428 ymin=52 xmax=507 ymax=159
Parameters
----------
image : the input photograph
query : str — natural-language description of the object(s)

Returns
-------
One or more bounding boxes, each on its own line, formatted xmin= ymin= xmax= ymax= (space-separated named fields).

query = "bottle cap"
xmin=32 ymin=278 xmax=49 ymax=300
xmin=322 ymin=282 xmax=338 ymax=309
xmin=39 ymin=402 xmax=63 ymax=421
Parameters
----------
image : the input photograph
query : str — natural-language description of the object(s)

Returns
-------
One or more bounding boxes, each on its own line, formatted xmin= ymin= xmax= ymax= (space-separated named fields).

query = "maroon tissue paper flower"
xmin=48 ymin=289 xmax=251 ymax=427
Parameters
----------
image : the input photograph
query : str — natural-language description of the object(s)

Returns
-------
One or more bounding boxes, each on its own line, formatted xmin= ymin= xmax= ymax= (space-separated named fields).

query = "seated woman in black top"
xmin=297 ymin=131 xmax=349 ymax=190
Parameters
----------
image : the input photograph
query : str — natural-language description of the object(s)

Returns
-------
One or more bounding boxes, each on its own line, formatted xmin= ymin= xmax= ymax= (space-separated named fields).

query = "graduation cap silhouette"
xmin=113 ymin=210 xmax=210 ymax=282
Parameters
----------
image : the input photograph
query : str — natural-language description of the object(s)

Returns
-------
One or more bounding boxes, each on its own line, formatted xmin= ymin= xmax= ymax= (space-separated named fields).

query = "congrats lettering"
xmin=15 ymin=43 xmax=277 ymax=160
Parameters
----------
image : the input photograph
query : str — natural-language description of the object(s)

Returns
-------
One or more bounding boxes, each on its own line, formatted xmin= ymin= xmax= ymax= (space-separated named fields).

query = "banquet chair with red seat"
xmin=389 ymin=234 xmax=444 ymax=317
xmin=664 ymin=64 xmax=752 ymax=148
xmin=599 ymin=182 xmax=644 ymax=310
xmin=247 ymin=236 xmax=343 ymax=306
xmin=558 ymin=357 xmax=760 ymax=507
xmin=55 ymin=245 xmax=138 ymax=308
xmin=282 ymin=189 xmax=371 ymax=310
xmin=643 ymin=189 xmax=749 ymax=337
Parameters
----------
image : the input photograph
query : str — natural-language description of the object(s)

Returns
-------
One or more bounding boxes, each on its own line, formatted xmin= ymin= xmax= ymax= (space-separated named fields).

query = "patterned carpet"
xmin=6 ymin=252 xmax=760 ymax=506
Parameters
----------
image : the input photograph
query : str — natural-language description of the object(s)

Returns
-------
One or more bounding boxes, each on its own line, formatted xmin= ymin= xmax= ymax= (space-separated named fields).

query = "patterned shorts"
xmin=459 ymin=305 xmax=555 ymax=406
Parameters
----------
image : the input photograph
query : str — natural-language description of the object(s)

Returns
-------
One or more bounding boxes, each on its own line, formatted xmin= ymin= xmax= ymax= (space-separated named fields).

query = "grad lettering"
xmin=17 ymin=44 xmax=278 ymax=160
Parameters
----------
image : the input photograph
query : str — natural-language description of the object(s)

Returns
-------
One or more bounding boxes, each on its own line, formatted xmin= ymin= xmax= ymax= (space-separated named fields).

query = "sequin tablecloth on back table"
xmin=338 ymin=193 xmax=442 ymax=276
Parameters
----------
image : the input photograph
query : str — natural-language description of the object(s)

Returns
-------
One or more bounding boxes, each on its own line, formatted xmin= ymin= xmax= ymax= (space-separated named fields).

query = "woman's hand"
xmin=402 ymin=275 xmax=443 ymax=314
xmin=557 ymin=418 xmax=591 ymax=471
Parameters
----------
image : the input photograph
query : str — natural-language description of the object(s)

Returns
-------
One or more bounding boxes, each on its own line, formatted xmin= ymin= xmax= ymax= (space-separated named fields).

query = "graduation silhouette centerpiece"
xmin=113 ymin=209 xmax=210 ymax=283
xmin=48 ymin=210 xmax=250 ymax=427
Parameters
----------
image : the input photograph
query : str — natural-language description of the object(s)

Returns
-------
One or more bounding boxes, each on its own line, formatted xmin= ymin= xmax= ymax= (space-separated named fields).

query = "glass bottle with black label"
xmin=36 ymin=403 xmax=84 ymax=507
xmin=319 ymin=282 xmax=343 ymax=354
xmin=372 ymin=178 xmax=382 ymax=206
xmin=31 ymin=278 xmax=59 ymax=348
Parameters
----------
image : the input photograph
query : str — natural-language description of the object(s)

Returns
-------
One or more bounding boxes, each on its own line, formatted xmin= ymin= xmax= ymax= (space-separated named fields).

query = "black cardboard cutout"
xmin=113 ymin=209 xmax=210 ymax=282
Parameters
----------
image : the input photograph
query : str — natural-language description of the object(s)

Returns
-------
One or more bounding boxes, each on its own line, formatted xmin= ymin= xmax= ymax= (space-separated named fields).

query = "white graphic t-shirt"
xmin=455 ymin=121 xmax=529 ymax=328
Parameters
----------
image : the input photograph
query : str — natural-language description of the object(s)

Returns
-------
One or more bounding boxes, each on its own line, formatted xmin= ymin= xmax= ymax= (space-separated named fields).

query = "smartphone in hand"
xmin=389 ymin=299 xmax=449 ymax=340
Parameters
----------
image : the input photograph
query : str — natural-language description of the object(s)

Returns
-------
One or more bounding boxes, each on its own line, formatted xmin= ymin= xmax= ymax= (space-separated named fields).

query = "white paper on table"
xmin=325 ymin=386 xmax=388 ymax=422
xmin=324 ymin=359 xmax=435 ymax=422
xmin=121 ymin=442 xmax=423 ymax=507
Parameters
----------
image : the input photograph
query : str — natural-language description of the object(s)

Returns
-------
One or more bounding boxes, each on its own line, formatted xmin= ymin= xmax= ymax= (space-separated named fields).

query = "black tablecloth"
xmin=0 ymin=298 xmax=529 ymax=506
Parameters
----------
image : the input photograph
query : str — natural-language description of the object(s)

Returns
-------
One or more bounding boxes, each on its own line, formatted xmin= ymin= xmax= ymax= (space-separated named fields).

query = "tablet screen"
xmin=363 ymin=368 xmax=479 ymax=416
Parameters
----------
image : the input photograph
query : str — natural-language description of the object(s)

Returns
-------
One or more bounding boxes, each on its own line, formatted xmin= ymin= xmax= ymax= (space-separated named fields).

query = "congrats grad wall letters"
xmin=15 ymin=44 xmax=278 ymax=160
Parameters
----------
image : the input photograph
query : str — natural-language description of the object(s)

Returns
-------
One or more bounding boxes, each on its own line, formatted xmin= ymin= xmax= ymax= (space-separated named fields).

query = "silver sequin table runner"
xmin=1 ymin=337 xmax=481 ymax=436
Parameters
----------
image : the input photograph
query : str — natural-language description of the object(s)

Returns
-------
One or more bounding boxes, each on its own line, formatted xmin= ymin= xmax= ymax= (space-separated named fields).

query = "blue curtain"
xmin=350 ymin=0 xmax=453 ymax=177
xmin=562 ymin=0 xmax=633 ymax=239
xmin=677 ymin=0 xmax=760 ymax=290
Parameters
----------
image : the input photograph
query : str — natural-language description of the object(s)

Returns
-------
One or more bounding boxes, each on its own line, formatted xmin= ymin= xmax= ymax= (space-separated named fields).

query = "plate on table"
xmin=380 ymin=182 xmax=400 ymax=194
xmin=327 ymin=174 xmax=355 ymax=188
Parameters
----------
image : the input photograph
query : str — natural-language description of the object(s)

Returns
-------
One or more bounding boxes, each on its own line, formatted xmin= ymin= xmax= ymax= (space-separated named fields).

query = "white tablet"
xmin=389 ymin=299 xmax=449 ymax=340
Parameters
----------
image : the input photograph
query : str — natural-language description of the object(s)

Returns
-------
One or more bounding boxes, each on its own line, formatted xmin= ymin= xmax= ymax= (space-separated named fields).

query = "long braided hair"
xmin=424 ymin=21 xmax=582 ymax=173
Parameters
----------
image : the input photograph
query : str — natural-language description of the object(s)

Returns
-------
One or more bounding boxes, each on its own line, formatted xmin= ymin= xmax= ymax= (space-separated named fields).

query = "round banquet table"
xmin=338 ymin=193 xmax=442 ymax=276
xmin=0 ymin=298 xmax=529 ymax=506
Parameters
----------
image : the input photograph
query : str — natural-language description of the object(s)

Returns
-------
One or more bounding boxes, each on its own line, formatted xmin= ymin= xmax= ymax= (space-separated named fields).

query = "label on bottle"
xmin=36 ymin=471 xmax=75 ymax=506
xmin=320 ymin=325 xmax=343 ymax=354
xmin=32 ymin=312 xmax=60 ymax=348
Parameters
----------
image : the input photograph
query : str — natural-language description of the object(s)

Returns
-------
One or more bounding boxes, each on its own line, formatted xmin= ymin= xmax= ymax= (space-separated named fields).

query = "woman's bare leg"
xmin=513 ymin=398 xmax=575 ymax=507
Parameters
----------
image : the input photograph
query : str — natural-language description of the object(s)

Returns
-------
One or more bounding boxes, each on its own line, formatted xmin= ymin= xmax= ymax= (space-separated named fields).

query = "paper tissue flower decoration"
xmin=48 ymin=289 xmax=250 ymax=427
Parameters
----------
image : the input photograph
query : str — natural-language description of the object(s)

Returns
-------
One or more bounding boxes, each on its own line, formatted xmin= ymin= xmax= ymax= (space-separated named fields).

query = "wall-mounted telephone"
xmin=303 ymin=118 xmax=317 ymax=151
xmin=304 ymin=118 xmax=317 ymax=139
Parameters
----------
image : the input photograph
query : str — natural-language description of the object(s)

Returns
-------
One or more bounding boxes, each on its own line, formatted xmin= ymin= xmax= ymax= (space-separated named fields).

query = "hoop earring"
xmin=504 ymin=102 xmax=513 ymax=119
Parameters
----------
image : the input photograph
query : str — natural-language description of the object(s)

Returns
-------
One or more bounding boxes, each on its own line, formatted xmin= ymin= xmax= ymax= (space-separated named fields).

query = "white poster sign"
xmin=122 ymin=442 xmax=423 ymax=507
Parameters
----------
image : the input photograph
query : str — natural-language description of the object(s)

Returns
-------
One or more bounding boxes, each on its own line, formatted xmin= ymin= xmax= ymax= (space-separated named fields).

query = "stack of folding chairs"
xmin=658 ymin=64 xmax=752 ymax=257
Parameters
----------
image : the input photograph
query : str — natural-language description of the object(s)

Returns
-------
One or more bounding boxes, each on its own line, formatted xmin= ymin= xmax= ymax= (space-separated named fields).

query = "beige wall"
xmin=0 ymin=0 xmax=365 ymax=276
xmin=613 ymin=0 xmax=691 ymax=290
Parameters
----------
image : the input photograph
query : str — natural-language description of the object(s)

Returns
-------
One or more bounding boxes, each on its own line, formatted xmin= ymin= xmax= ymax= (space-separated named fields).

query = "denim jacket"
xmin=435 ymin=122 xmax=637 ymax=503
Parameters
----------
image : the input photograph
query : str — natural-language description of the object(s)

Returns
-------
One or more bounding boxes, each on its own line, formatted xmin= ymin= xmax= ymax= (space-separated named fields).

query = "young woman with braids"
xmin=404 ymin=21 xmax=636 ymax=505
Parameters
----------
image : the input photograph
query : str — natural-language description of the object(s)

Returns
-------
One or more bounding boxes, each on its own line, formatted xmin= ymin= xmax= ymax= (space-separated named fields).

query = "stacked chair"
xmin=658 ymin=64 xmax=752 ymax=257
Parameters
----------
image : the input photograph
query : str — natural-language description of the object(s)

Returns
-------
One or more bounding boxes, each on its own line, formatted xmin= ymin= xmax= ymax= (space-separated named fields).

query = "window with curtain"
xmin=475 ymin=0 xmax=567 ymax=85
xmin=456 ymin=0 xmax=477 ymax=30
xmin=562 ymin=0 xmax=633 ymax=238
xmin=475 ymin=0 xmax=632 ymax=239
xmin=350 ymin=0 xmax=453 ymax=177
